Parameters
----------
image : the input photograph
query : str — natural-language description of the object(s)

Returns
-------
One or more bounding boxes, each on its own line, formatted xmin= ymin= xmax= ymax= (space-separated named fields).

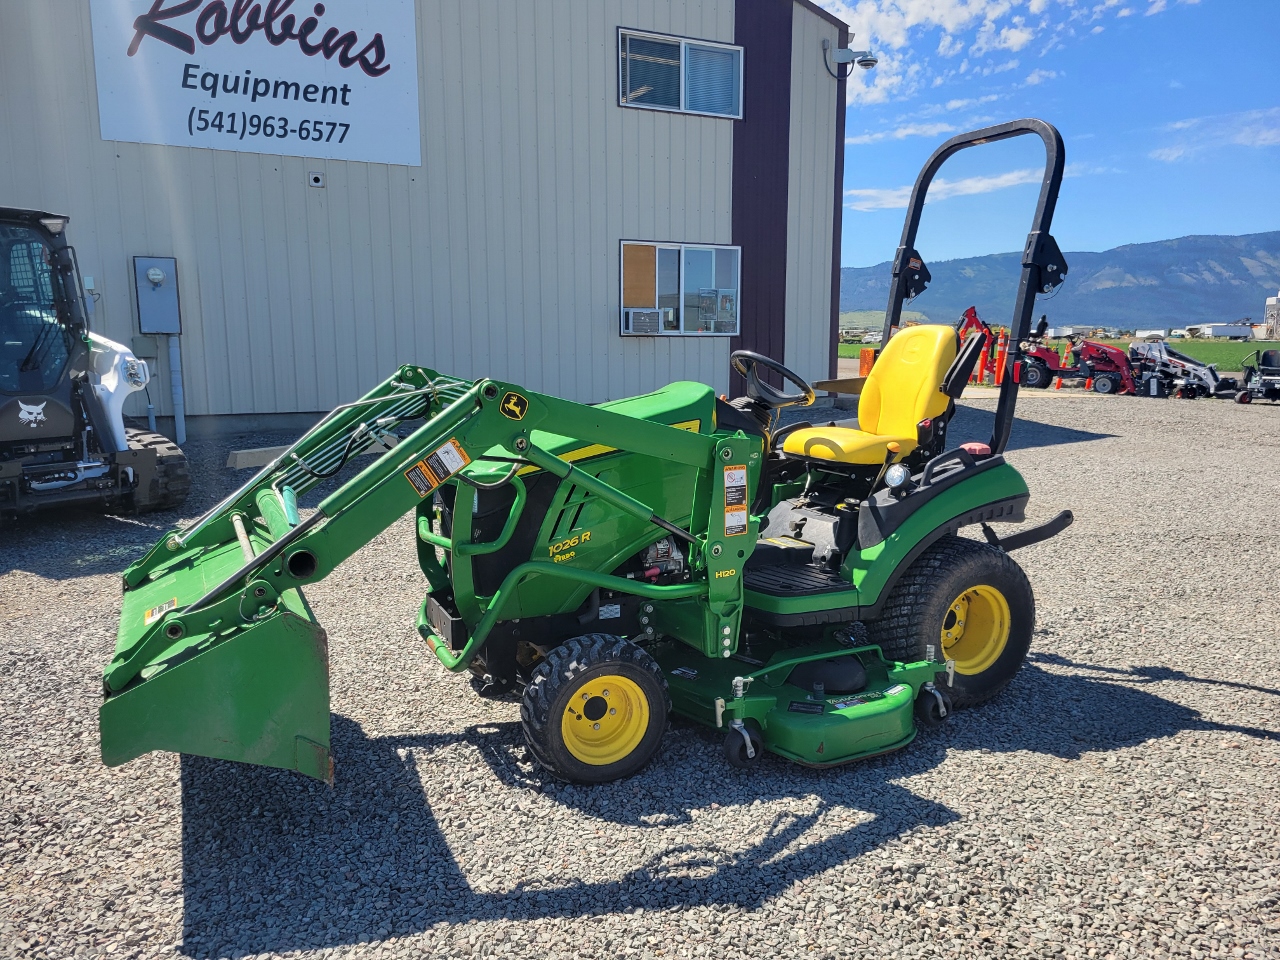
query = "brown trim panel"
xmin=828 ymin=22 xmax=848 ymax=380
xmin=730 ymin=0 xmax=796 ymax=393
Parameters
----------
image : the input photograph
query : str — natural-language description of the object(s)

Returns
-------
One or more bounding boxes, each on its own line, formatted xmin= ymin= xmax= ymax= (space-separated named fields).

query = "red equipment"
xmin=1019 ymin=316 xmax=1136 ymax=394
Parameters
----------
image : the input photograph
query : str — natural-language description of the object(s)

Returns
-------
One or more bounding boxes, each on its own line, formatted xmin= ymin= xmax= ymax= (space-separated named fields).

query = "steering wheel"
xmin=730 ymin=350 xmax=816 ymax=409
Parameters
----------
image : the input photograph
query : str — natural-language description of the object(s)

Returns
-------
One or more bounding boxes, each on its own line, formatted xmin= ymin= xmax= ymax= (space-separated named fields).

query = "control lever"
xmin=871 ymin=441 xmax=901 ymax=492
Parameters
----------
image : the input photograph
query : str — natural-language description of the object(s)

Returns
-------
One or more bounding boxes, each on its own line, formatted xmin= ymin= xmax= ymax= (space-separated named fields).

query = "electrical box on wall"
xmin=133 ymin=256 xmax=181 ymax=334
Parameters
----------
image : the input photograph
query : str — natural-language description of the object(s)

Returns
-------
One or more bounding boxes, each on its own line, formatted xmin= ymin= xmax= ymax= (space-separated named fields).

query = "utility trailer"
xmin=100 ymin=121 xmax=1074 ymax=784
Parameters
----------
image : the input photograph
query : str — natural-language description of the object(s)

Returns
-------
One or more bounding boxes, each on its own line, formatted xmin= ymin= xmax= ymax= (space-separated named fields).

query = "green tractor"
xmin=99 ymin=120 xmax=1073 ymax=784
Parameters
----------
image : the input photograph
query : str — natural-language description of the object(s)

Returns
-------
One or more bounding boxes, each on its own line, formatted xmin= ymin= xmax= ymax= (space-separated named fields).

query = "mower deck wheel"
xmin=520 ymin=634 xmax=669 ymax=783
xmin=865 ymin=536 xmax=1034 ymax=708
xmin=724 ymin=724 xmax=764 ymax=769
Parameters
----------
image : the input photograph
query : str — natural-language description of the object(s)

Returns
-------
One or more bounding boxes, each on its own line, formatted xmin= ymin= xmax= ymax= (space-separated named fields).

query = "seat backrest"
xmin=858 ymin=325 xmax=958 ymax=438
xmin=1260 ymin=349 xmax=1280 ymax=369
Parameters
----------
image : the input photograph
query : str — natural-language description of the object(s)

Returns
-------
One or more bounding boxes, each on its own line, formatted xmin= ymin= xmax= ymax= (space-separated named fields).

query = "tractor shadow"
xmin=947 ymin=404 xmax=1116 ymax=453
xmin=176 ymin=663 xmax=1277 ymax=957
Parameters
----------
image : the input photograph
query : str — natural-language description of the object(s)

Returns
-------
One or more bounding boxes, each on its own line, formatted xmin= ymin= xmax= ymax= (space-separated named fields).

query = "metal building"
xmin=0 ymin=0 xmax=847 ymax=428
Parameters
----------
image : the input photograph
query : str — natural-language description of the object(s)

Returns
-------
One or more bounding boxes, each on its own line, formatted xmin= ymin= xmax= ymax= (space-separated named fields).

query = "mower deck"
xmin=653 ymin=636 xmax=943 ymax=767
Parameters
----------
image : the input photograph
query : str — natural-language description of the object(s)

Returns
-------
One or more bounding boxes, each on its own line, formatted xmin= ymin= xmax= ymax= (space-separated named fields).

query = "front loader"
xmin=100 ymin=120 xmax=1074 ymax=783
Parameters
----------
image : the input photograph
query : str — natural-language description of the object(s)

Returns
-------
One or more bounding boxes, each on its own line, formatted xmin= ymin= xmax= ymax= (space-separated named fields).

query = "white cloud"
xmin=846 ymin=122 xmax=960 ymax=145
xmin=1025 ymin=68 xmax=1058 ymax=85
xmin=814 ymin=0 xmax=1187 ymax=105
xmin=943 ymin=93 xmax=1000 ymax=110
xmin=1149 ymin=107 xmax=1280 ymax=161
xmin=845 ymin=166 xmax=1043 ymax=211
xmin=1091 ymin=24 xmax=1105 ymax=33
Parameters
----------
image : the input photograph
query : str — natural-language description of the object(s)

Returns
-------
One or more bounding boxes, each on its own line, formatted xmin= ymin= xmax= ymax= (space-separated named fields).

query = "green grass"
xmin=838 ymin=336 xmax=1278 ymax=369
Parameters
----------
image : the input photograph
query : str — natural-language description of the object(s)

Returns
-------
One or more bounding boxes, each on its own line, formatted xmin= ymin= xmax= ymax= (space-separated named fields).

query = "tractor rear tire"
xmin=1022 ymin=361 xmax=1052 ymax=389
xmin=125 ymin=429 xmax=191 ymax=513
xmin=520 ymin=634 xmax=669 ymax=783
xmin=865 ymin=536 xmax=1035 ymax=708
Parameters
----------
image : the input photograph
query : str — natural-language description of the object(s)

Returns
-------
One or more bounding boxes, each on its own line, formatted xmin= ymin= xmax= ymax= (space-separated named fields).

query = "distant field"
xmin=837 ymin=337 xmax=1279 ymax=369
xmin=838 ymin=310 xmax=929 ymax=329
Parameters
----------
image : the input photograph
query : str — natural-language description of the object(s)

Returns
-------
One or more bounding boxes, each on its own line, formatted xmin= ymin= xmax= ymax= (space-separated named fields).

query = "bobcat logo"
xmin=17 ymin=401 xmax=47 ymax=428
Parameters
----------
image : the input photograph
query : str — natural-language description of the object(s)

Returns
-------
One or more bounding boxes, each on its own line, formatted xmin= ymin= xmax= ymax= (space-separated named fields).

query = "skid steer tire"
xmin=520 ymin=634 xmax=669 ymax=784
xmin=866 ymin=536 xmax=1034 ymax=708
xmin=125 ymin=429 xmax=191 ymax=513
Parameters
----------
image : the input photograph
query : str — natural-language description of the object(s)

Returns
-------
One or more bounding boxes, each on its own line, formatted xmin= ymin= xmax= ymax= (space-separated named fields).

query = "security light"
xmin=39 ymin=217 xmax=67 ymax=235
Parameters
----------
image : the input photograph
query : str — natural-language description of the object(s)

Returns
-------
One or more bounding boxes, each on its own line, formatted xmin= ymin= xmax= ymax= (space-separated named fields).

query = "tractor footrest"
xmin=743 ymin=563 xmax=848 ymax=596
xmin=423 ymin=593 xmax=469 ymax=650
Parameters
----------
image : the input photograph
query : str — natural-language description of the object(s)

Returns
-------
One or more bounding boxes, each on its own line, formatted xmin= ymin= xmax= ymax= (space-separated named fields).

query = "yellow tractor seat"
xmin=783 ymin=324 xmax=958 ymax=466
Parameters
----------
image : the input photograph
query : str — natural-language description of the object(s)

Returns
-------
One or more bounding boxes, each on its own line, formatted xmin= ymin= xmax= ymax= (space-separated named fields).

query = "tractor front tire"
xmin=1022 ymin=361 xmax=1052 ymax=389
xmin=520 ymin=634 xmax=669 ymax=783
xmin=1092 ymin=374 xmax=1120 ymax=395
xmin=125 ymin=429 xmax=191 ymax=513
xmin=1236 ymin=390 xmax=1252 ymax=404
xmin=866 ymin=536 xmax=1035 ymax=708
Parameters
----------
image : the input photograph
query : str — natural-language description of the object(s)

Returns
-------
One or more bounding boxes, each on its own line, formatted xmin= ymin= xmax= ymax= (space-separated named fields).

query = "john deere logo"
xmin=500 ymin=392 xmax=528 ymax=420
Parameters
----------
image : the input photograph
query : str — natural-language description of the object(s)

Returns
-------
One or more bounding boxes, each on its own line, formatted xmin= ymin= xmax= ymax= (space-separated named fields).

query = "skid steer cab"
xmin=100 ymin=120 xmax=1073 ymax=785
xmin=0 ymin=208 xmax=189 ymax=518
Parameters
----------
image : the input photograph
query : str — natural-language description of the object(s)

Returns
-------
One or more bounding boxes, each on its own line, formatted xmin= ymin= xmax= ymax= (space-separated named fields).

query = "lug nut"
xmin=609 ymin=708 xmax=616 ymax=715
xmin=593 ymin=723 xmax=600 ymax=730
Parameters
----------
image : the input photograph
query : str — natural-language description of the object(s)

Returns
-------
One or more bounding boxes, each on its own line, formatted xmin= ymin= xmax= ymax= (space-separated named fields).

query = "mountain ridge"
xmin=840 ymin=231 xmax=1280 ymax=328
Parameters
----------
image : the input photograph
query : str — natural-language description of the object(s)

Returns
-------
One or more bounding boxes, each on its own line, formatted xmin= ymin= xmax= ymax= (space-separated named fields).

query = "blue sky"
xmin=817 ymin=0 xmax=1280 ymax=267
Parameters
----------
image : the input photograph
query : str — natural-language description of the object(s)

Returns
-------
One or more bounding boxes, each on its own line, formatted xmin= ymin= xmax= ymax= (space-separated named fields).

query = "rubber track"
xmin=126 ymin=429 xmax=191 ymax=512
xmin=519 ymin=634 xmax=669 ymax=780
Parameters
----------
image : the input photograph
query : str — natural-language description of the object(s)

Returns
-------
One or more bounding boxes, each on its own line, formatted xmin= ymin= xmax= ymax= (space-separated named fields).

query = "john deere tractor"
xmin=0 ymin=208 xmax=188 ymax=518
xmin=99 ymin=120 xmax=1072 ymax=784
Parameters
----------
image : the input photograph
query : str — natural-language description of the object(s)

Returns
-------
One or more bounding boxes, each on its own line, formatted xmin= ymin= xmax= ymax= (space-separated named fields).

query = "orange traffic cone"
xmin=1084 ymin=377 xmax=1094 ymax=390
xmin=1054 ymin=376 xmax=1063 ymax=389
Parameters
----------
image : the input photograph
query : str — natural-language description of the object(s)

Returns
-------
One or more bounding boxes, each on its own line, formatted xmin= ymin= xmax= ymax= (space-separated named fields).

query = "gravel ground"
xmin=3 ymin=395 xmax=1279 ymax=960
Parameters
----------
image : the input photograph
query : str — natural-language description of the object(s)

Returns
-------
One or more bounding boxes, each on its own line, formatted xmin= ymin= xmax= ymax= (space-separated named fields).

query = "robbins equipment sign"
xmin=89 ymin=0 xmax=421 ymax=166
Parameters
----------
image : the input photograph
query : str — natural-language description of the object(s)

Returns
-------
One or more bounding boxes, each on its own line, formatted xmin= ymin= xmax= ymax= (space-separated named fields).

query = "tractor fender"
xmin=845 ymin=458 xmax=1032 ymax=619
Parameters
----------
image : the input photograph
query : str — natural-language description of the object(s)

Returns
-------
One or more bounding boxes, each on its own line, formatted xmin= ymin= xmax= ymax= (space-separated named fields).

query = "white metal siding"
xmin=0 ymin=0 xmax=736 ymax=417
xmin=783 ymin=4 xmax=839 ymax=386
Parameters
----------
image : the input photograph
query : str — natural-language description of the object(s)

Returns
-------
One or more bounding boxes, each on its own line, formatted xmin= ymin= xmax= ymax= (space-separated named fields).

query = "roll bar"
xmin=879 ymin=119 xmax=1068 ymax=454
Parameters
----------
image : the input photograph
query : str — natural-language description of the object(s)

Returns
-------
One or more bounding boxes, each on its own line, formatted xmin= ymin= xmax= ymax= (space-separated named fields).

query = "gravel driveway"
xmin=3 ymin=394 xmax=1278 ymax=959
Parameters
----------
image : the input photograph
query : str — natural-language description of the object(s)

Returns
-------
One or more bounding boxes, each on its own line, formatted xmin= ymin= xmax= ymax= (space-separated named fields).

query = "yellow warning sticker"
xmin=144 ymin=597 xmax=178 ymax=625
xmin=403 ymin=438 xmax=472 ymax=498
xmin=724 ymin=505 xmax=748 ymax=537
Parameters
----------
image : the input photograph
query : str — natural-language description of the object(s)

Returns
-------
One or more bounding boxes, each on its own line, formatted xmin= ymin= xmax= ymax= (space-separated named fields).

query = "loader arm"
xmin=101 ymin=368 xmax=761 ymax=780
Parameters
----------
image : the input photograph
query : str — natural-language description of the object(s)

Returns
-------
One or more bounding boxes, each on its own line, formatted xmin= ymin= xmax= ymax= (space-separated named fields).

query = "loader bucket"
xmin=99 ymin=538 xmax=333 ymax=781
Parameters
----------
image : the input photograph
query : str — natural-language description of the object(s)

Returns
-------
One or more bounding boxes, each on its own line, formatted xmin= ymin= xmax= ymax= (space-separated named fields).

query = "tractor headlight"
xmin=884 ymin=463 xmax=912 ymax=492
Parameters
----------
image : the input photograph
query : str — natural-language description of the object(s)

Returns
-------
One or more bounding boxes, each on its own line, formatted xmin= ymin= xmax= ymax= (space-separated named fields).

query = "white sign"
xmin=89 ymin=0 xmax=421 ymax=166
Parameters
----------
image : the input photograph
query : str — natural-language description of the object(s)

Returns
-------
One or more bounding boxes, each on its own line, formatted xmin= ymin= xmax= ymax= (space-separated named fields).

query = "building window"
xmin=618 ymin=30 xmax=743 ymax=119
xmin=620 ymin=241 xmax=740 ymax=336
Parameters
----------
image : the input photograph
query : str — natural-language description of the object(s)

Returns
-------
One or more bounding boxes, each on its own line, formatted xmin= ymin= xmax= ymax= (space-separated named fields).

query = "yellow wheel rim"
xmin=560 ymin=674 xmax=650 ymax=766
xmin=940 ymin=584 xmax=1011 ymax=675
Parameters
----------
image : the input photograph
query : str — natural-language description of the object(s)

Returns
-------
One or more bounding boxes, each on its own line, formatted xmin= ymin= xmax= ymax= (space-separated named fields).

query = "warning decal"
xmin=723 ymin=464 xmax=748 ymax=536
xmin=144 ymin=598 xmax=178 ymax=626
xmin=426 ymin=439 xmax=470 ymax=482
xmin=404 ymin=461 xmax=439 ymax=497
xmin=724 ymin=505 xmax=748 ymax=537
xmin=403 ymin=438 xmax=471 ymax=498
